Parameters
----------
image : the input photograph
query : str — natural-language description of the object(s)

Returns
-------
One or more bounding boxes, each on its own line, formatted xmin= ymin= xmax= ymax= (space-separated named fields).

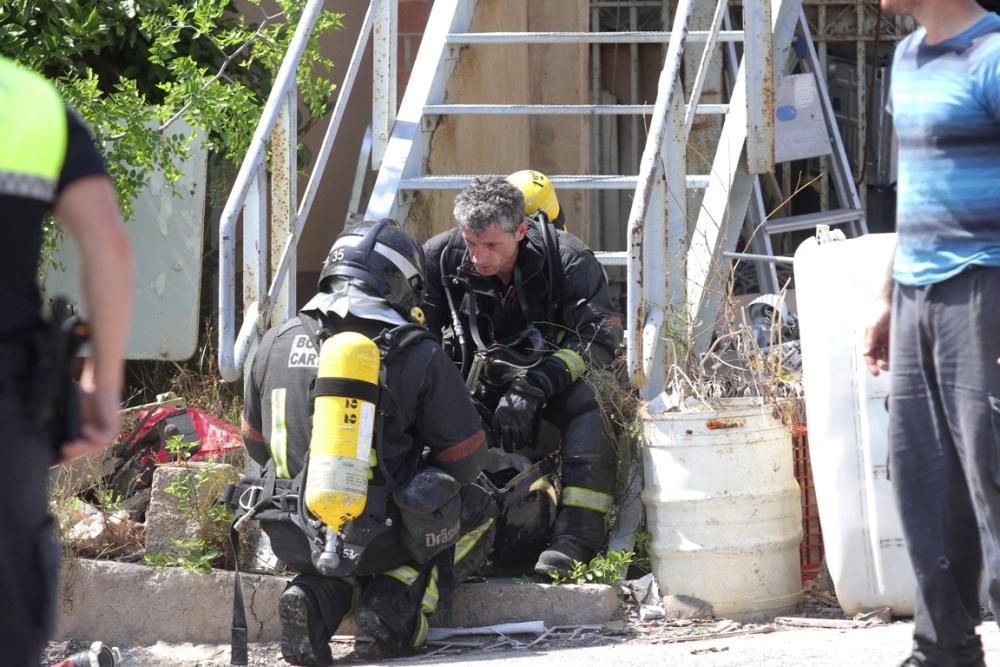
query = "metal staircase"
xmin=366 ymin=0 xmax=857 ymax=399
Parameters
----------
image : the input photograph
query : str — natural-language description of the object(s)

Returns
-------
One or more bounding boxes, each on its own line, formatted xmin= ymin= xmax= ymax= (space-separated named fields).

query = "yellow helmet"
xmin=507 ymin=170 xmax=560 ymax=222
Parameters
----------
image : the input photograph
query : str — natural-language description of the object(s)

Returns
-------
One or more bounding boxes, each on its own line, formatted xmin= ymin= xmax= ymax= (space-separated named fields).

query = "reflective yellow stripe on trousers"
xmin=562 ymin=486 xmax=614 ymax=515
xmin=455 ymin=518 xmax=495 ymax=564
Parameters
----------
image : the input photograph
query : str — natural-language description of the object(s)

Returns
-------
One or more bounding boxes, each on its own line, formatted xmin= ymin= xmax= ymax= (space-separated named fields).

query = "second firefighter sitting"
xmin=423 ymin=176 xmax=625 ymax=577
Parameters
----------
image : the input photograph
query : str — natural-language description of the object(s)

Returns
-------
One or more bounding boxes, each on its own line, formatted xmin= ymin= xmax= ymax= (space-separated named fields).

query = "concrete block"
xmin=56 ymin=558 xmax=288 ymax=645
xmin=145 ymin=463 xmax=237 ymax=557
xmin=435 ymin=580 xmax=623 ymax=628
xmin=55 ymin=559 xmax=621 ymax=646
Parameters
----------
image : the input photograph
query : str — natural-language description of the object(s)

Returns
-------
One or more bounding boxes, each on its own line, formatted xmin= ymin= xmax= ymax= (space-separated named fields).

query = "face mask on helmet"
xmin=318 ymin=219 xmax=427 ymax=316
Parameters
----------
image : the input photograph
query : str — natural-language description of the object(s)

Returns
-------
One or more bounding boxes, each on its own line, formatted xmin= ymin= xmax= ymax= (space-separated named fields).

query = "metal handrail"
xmin=624 ymin=0 xmax=764 ymax=396
xmin=218 ymin=0 xmax=392 ymax=381
xmin=624 ymin=0 xmax=697 ymax=390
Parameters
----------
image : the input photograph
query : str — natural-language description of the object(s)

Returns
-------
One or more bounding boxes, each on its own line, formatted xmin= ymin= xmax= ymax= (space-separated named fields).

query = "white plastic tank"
xmin=642 ymin=399 xmax=803 ymax=619
xmin=794 ymin=231 xmax=916 ymax=616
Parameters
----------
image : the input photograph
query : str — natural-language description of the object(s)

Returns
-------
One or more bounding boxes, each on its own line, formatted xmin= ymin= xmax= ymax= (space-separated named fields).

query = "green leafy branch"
xmin=0 ymin=0 xmax=342 ymax=261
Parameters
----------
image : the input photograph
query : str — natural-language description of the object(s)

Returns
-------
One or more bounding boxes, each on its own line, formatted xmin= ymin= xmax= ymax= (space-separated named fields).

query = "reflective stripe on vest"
xmin=269 ymin=388 xmax=291 ymax=479
xmin=0 ymin=57 xmax=67 ymax=202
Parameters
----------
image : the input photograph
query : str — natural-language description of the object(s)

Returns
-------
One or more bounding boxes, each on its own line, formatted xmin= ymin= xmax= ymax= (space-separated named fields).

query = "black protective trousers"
xmin=0 ymin=385 xmax=59 ymax=667
xmin=889 ymin=266 xmax=1000 ymax=667
xmin=541 ymin=380 xmax=617 ymax=549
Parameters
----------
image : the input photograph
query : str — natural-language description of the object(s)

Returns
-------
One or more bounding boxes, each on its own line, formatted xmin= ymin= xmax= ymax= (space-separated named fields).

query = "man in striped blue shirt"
xmin=864 ymin=0 xmax=1000 ymax=664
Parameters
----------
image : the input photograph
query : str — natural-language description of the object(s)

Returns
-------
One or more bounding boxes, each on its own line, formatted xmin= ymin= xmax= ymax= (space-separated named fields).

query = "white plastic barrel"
xmin=794 ymin=232 xmax=916 ymax=616
xmin=642 ymin=399 xmax=803 ymax=619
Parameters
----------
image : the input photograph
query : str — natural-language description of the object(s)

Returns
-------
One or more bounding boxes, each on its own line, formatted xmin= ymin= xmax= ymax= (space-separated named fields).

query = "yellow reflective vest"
xmin=0 ymin=56 xmax=68 ymax=203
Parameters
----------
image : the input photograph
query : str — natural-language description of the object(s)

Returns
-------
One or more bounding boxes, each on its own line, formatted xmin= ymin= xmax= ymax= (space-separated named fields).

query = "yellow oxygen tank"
xmin=304 ymin=331 xmax=380 ymax=571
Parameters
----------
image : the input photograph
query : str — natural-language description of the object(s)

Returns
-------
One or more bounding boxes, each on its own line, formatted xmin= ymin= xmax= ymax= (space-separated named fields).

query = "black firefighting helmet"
xmin=318 ymin=218 xmax=427 ymax=315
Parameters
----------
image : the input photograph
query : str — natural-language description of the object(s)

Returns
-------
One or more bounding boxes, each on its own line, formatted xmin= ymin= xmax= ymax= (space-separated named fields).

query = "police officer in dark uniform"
xmin=0 ymin=57 xmax=133 ymax=666
xmin=241 ymin=219 xmax=494 ymax=666
xmin=422 ymin=176 xmax=624 ymax=577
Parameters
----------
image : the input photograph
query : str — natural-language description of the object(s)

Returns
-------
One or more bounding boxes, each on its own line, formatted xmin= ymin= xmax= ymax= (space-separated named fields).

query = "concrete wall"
xmin=408 ymin=0 xmax=592 ymax=244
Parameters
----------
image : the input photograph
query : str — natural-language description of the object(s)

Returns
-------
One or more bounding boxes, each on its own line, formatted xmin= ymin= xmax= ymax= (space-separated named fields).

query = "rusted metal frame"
xmin=365 ymin=0 xmax=478 ymax=222
xmin=217 ymin=0 xmax=327 ymax=382
xmin=687 ymin=0 xmax=802 ymax=355
xmin=243 ymin=163 xmax=268 ymax=337
xmin=658 ymin=87 xmax=688 ymax=397
xmin=744 ymin=0 xmax=775 ymax=174
xmin=625 ymin=0 xmax=694 ymax=391
xmin=269 ymin=91 xmax=298 ymax=327
xmin=722 ymin=9 xmax=779 ymax=293
xmin=682 ymin=0 xmax=729 ymax=137
xmin=372 ymin=0 xmax=398 ymax=168
xmin=257 ymin=0 xmax=377 ymax=352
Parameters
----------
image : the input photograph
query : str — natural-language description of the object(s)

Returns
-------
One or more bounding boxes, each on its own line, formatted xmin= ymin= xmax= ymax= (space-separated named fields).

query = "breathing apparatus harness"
xmin=442 ymin=212 xmax=567 ymax=391
xmin=224 ymin=314 xmax=431 ymax=665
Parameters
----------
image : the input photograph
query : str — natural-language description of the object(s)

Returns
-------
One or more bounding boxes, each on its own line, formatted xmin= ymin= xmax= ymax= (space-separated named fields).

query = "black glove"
xmin=492 ymin=379 xmax=547 ymax=452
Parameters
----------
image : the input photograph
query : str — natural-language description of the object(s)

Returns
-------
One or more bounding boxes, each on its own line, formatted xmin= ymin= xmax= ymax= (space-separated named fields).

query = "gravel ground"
xmin=44 ymin=583 xmax=996 ymax=666
xmin=43 ymin=620 xmax=1000 ymax=667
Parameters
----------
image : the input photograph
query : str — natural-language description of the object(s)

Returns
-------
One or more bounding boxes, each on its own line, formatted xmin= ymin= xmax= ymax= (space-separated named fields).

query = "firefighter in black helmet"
xmin=241 ymin=219 xmax=495 ymax=666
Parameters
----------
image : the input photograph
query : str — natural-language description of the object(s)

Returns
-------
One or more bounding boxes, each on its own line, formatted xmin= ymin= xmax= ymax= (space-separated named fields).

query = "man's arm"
xmin=525 ymin=239 xmax=623 ymax=398
xmin=54 ymin=175 xmax=133 ymax=460
xmin=240 ymin=331 xmax=273 ymax=469
xmin=414 ymin=343 xmax=487 ymax=484
xmin=863 ymin=245 xmax=895 ymax=376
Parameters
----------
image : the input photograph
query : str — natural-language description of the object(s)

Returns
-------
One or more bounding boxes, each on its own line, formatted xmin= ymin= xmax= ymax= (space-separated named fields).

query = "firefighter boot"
xmin=356 ymin=565 xmax=430 ymax=656
xmin=534 ymin=505 xmax=609 ymax=577
xmin=279 ymin=576 xmax=352 ymax=667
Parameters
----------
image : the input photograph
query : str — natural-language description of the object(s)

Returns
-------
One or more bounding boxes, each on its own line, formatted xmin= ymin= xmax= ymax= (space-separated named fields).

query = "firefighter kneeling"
xmin=235 ymin=219 xmax=495 ymax=666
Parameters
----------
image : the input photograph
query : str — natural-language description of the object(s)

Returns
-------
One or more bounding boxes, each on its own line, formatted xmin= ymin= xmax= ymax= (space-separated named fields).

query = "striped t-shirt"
xmin=888 ymin=13 xmax=1000 ymax=285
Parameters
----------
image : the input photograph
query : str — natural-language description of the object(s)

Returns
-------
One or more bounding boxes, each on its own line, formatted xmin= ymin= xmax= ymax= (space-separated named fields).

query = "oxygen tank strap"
xmin=229 ymin=523 xmax=248 ymax=665
xmin=311 ymin=377 xmax=379 ymax=404
xmin=465 ymin=293 xmax=489 ymax=353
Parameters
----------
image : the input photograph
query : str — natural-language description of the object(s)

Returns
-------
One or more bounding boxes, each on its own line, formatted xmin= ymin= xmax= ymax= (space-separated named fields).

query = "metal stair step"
xmin=423 ymin=103 xmax=729 ymax=116
xmin=594 ymin=251 xmax=627 ymax=267
xmin=399 ymin=175 xmax=711 ymax=190
xmin=764 ymin=208 xmax=864 ymax=234
xmin=446 ymin=31 xmax=744 ymax=44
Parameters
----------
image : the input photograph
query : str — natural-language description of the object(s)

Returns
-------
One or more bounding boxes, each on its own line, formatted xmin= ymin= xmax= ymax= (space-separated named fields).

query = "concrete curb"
xmin=55 ymin=559 xmax=622 ymax=645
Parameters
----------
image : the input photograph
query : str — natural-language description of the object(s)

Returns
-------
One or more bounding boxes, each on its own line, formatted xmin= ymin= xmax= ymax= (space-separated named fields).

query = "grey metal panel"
xmin=45 ymin=124 xmax=208 ymax=361
xmin=774 ymin=73 xmax=831 ymax=163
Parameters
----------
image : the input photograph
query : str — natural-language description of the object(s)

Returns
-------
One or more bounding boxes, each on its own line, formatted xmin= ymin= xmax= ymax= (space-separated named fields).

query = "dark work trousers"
xmin=0 ymin=386 xmax=59 ymax=667
xmin=541 ymin=380 xmax=616 ymax=549
xmin=889 ymin=266 xmax=1000 ymax=667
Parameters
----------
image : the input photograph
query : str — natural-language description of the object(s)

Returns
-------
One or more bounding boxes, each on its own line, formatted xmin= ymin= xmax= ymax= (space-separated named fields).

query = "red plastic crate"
xmin=792 ymin=422 xmax=824 ymax=584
